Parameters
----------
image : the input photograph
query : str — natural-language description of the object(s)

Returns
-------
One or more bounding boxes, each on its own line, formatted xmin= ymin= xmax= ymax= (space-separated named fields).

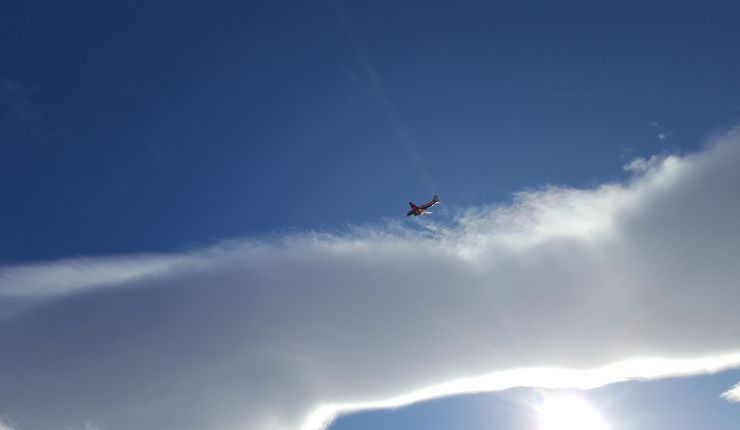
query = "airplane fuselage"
xmin=406 ymin=195 xmax=441 ymax=216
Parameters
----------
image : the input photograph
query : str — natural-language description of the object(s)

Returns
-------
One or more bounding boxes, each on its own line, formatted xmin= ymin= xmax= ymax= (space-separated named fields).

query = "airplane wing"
xmin=407 ymin=196 xmax=440 ymax=216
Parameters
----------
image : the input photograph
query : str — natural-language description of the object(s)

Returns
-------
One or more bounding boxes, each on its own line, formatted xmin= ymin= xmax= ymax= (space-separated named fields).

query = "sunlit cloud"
xmin=1 ymin=129 xmax=740 ymax=430
xmin=306 ymin=354 xmax=740 ymax=429
xmin=721 ymin=382 xmax=740 ymax=403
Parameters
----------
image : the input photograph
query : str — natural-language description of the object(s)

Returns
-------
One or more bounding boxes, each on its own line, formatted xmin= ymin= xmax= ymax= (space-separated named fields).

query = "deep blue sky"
xmin=3 ymin=1 xmax=740 ymax=262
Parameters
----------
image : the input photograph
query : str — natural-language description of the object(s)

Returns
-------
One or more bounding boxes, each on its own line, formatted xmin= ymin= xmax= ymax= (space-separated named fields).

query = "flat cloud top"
xmin=1 ymin=129 xmax=740 ymax=430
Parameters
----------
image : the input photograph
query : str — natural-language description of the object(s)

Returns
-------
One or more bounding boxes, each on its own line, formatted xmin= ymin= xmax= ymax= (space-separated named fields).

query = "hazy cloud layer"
xmin=1 ymin=129 xmax=740 ymax=430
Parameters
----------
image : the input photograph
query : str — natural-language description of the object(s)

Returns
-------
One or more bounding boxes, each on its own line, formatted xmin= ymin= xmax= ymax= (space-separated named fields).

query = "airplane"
xmin=406 ymin=195 xmax=441 ymax=216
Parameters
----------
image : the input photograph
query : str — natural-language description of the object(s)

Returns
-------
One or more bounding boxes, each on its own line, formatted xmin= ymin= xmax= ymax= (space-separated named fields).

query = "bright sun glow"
xmin=537 ymin=394 xmax=609 ymax=430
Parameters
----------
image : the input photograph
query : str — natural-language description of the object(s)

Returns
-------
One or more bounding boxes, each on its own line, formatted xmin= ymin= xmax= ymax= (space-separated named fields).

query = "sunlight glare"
xmin=537 ymin=394 xmax=609 ymax=430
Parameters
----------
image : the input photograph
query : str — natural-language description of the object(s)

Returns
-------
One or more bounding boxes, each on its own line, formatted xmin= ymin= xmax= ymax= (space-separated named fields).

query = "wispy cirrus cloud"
xmin=1 ymin=128 xmax=740 ymax=430
xmin=649 ymin=121 xmax=672 ymax=140
xmin=0 ymin=254 xmax=210 ymax=297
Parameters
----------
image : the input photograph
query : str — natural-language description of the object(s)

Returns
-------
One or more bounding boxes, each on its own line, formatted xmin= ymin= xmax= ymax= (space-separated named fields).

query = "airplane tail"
xmin=432 ymin=195 xmax=440 ymax=202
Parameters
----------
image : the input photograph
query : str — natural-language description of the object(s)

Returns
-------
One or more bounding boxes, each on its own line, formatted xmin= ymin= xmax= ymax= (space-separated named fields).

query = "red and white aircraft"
xmin=406 ymin=195 xmax=441 ymax=216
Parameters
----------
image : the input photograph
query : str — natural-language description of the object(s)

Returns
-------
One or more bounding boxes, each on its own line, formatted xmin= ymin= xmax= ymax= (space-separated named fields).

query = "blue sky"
xmin=2 ymin=2 xmax=740 ymax=430
xmin=3 ymin=0 xmax=740 ymax=261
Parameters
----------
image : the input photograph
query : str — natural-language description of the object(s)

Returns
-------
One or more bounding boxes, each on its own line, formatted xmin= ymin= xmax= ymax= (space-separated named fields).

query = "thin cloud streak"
xmin=1 ymin=129 xmax=740 ymax=430
xmin=0 ymin=254 xmax=210 ymax=297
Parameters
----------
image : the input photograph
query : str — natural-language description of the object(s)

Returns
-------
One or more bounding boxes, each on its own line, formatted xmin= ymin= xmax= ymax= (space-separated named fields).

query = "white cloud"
xmin=0 ymin=254 xmax=213 ymax=297
xmin=0 ymin=418 xmax=17 ymax=430
xmin=1 ymin=129 xmax=740 ymax=430
xmin=721 ymin=382 xmax=740 ymax=403
xmin=623 ymin=154 xmax=664 ymax=173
